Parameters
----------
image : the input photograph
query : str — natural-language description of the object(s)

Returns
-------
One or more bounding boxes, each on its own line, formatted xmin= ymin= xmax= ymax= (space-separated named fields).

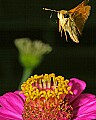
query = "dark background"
xmin=0 ymin=0 xmax=96 ymax=95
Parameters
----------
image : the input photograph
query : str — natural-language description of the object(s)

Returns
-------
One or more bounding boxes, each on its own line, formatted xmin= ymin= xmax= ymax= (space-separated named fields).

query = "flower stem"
xmin=18 ymin=67 xmax=33 ymax=90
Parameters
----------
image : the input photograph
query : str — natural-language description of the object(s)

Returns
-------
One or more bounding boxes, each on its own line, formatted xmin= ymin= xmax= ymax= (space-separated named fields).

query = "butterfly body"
xmin=58 ymin=10 xmax=79 ymax=43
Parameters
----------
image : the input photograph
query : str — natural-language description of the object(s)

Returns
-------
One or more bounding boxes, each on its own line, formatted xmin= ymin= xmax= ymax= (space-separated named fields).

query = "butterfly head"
xmin=58 ymin=10 xmax=69 ymax=20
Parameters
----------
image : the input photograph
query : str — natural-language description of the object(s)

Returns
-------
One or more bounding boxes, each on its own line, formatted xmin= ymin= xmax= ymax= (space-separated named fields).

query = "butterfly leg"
xmin=64 ymin=30 xmax=68 ymax=42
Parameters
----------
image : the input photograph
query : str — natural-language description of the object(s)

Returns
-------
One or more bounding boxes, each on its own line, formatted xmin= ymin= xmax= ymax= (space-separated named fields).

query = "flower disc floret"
xmin=21 ymin=73 xmax=73 ymax=120
xmin=21 ymin=73 xmax=72 ymax=101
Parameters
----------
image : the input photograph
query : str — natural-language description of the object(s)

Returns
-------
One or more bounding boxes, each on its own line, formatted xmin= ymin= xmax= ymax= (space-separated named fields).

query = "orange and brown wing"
xmin=69 ymin=0 xmax=89 ymax=13
xmin=68 ymin=0 xmax=91 ymax=34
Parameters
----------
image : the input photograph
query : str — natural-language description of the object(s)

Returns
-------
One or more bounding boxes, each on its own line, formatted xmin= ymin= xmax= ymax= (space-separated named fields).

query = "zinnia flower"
xmin=0 ymin=73 xmax=96 ymax=120
xmin=14 ymin=38 xmax=52 ymax=89
xmin=14 ymin=38 xmax=52 ymax=68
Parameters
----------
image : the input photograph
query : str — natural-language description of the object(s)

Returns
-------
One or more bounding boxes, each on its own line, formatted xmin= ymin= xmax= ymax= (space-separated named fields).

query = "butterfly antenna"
xmin=43 ymin=8 xmax=59 ymax=13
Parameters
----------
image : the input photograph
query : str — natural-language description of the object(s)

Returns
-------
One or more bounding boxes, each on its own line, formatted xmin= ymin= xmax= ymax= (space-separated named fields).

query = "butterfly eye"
xmin=64 ymin=13 xmax=69 ymax=18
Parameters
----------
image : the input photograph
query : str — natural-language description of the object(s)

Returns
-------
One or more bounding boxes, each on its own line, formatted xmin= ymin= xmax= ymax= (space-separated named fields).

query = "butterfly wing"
xmin=68 ymin=0 xmax=91 ymax=35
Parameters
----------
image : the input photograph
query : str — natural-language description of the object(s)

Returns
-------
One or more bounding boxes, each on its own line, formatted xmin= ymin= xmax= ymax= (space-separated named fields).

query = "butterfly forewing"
xmin=69 ymin=1 xmax=91 ymax=35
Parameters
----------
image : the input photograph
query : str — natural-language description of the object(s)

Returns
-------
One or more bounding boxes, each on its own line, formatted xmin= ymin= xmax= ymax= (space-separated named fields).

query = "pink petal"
xmin=0 ymin=108 xmax=22 ymax=120
xmin=74 ymin=111 xmax=96 ymax=120
xmin=72 ymin=93 xmax=96 ymax=109
xmin=14 ymin=91 xmax=25 ymax=102
xmin=66 ymin=78 xmax=86 ymax=102
xmin=0 ymin=115 xmax=10 ymax=120
xmin=0 ymin=91 xmax=24 ymax=120
xmin=73 ymin=95 xmax=96 ymax=119
xmin=74 ymin=100 xmax=96 ymax=114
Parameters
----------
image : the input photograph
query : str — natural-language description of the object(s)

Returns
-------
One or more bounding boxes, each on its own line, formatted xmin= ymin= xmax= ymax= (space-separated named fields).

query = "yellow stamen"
xmin=21 ymin=73 xmax=72 ymax=102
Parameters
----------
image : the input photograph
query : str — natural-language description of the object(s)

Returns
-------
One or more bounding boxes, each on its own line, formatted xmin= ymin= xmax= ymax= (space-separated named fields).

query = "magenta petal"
xmin=72 ymin=93 xmax=96 ymax=109
xmin=0 ymin=115 xmax=10 ymax=120
xmin=0 ymin=92 xmax=24 ymax=113
xmin=0 ymin=108 xmax=22 ymax=120
xmin=74 ymin=111 xmax=96 ymax=120
xmin=0 ymin=91 xmax=24 ymax=120
xmin=73 ymin=97 xmax=96 ymax=119
xmin=14 ymin=91 xmax=25 ymax=102
xmin=74 ymin=99 xmax=96 ymax=114
xmin=66 ymin=78 xmax=86 ymax=102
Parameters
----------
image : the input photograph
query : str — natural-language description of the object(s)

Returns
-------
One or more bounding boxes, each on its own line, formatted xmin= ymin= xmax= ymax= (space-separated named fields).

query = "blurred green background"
xmin=0 ymin=0 xmax=96 ymax=95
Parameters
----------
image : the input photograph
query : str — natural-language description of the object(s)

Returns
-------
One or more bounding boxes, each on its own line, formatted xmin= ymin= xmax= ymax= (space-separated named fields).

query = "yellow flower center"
xmin=21 ymin=73 xmax=73 ymax=120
